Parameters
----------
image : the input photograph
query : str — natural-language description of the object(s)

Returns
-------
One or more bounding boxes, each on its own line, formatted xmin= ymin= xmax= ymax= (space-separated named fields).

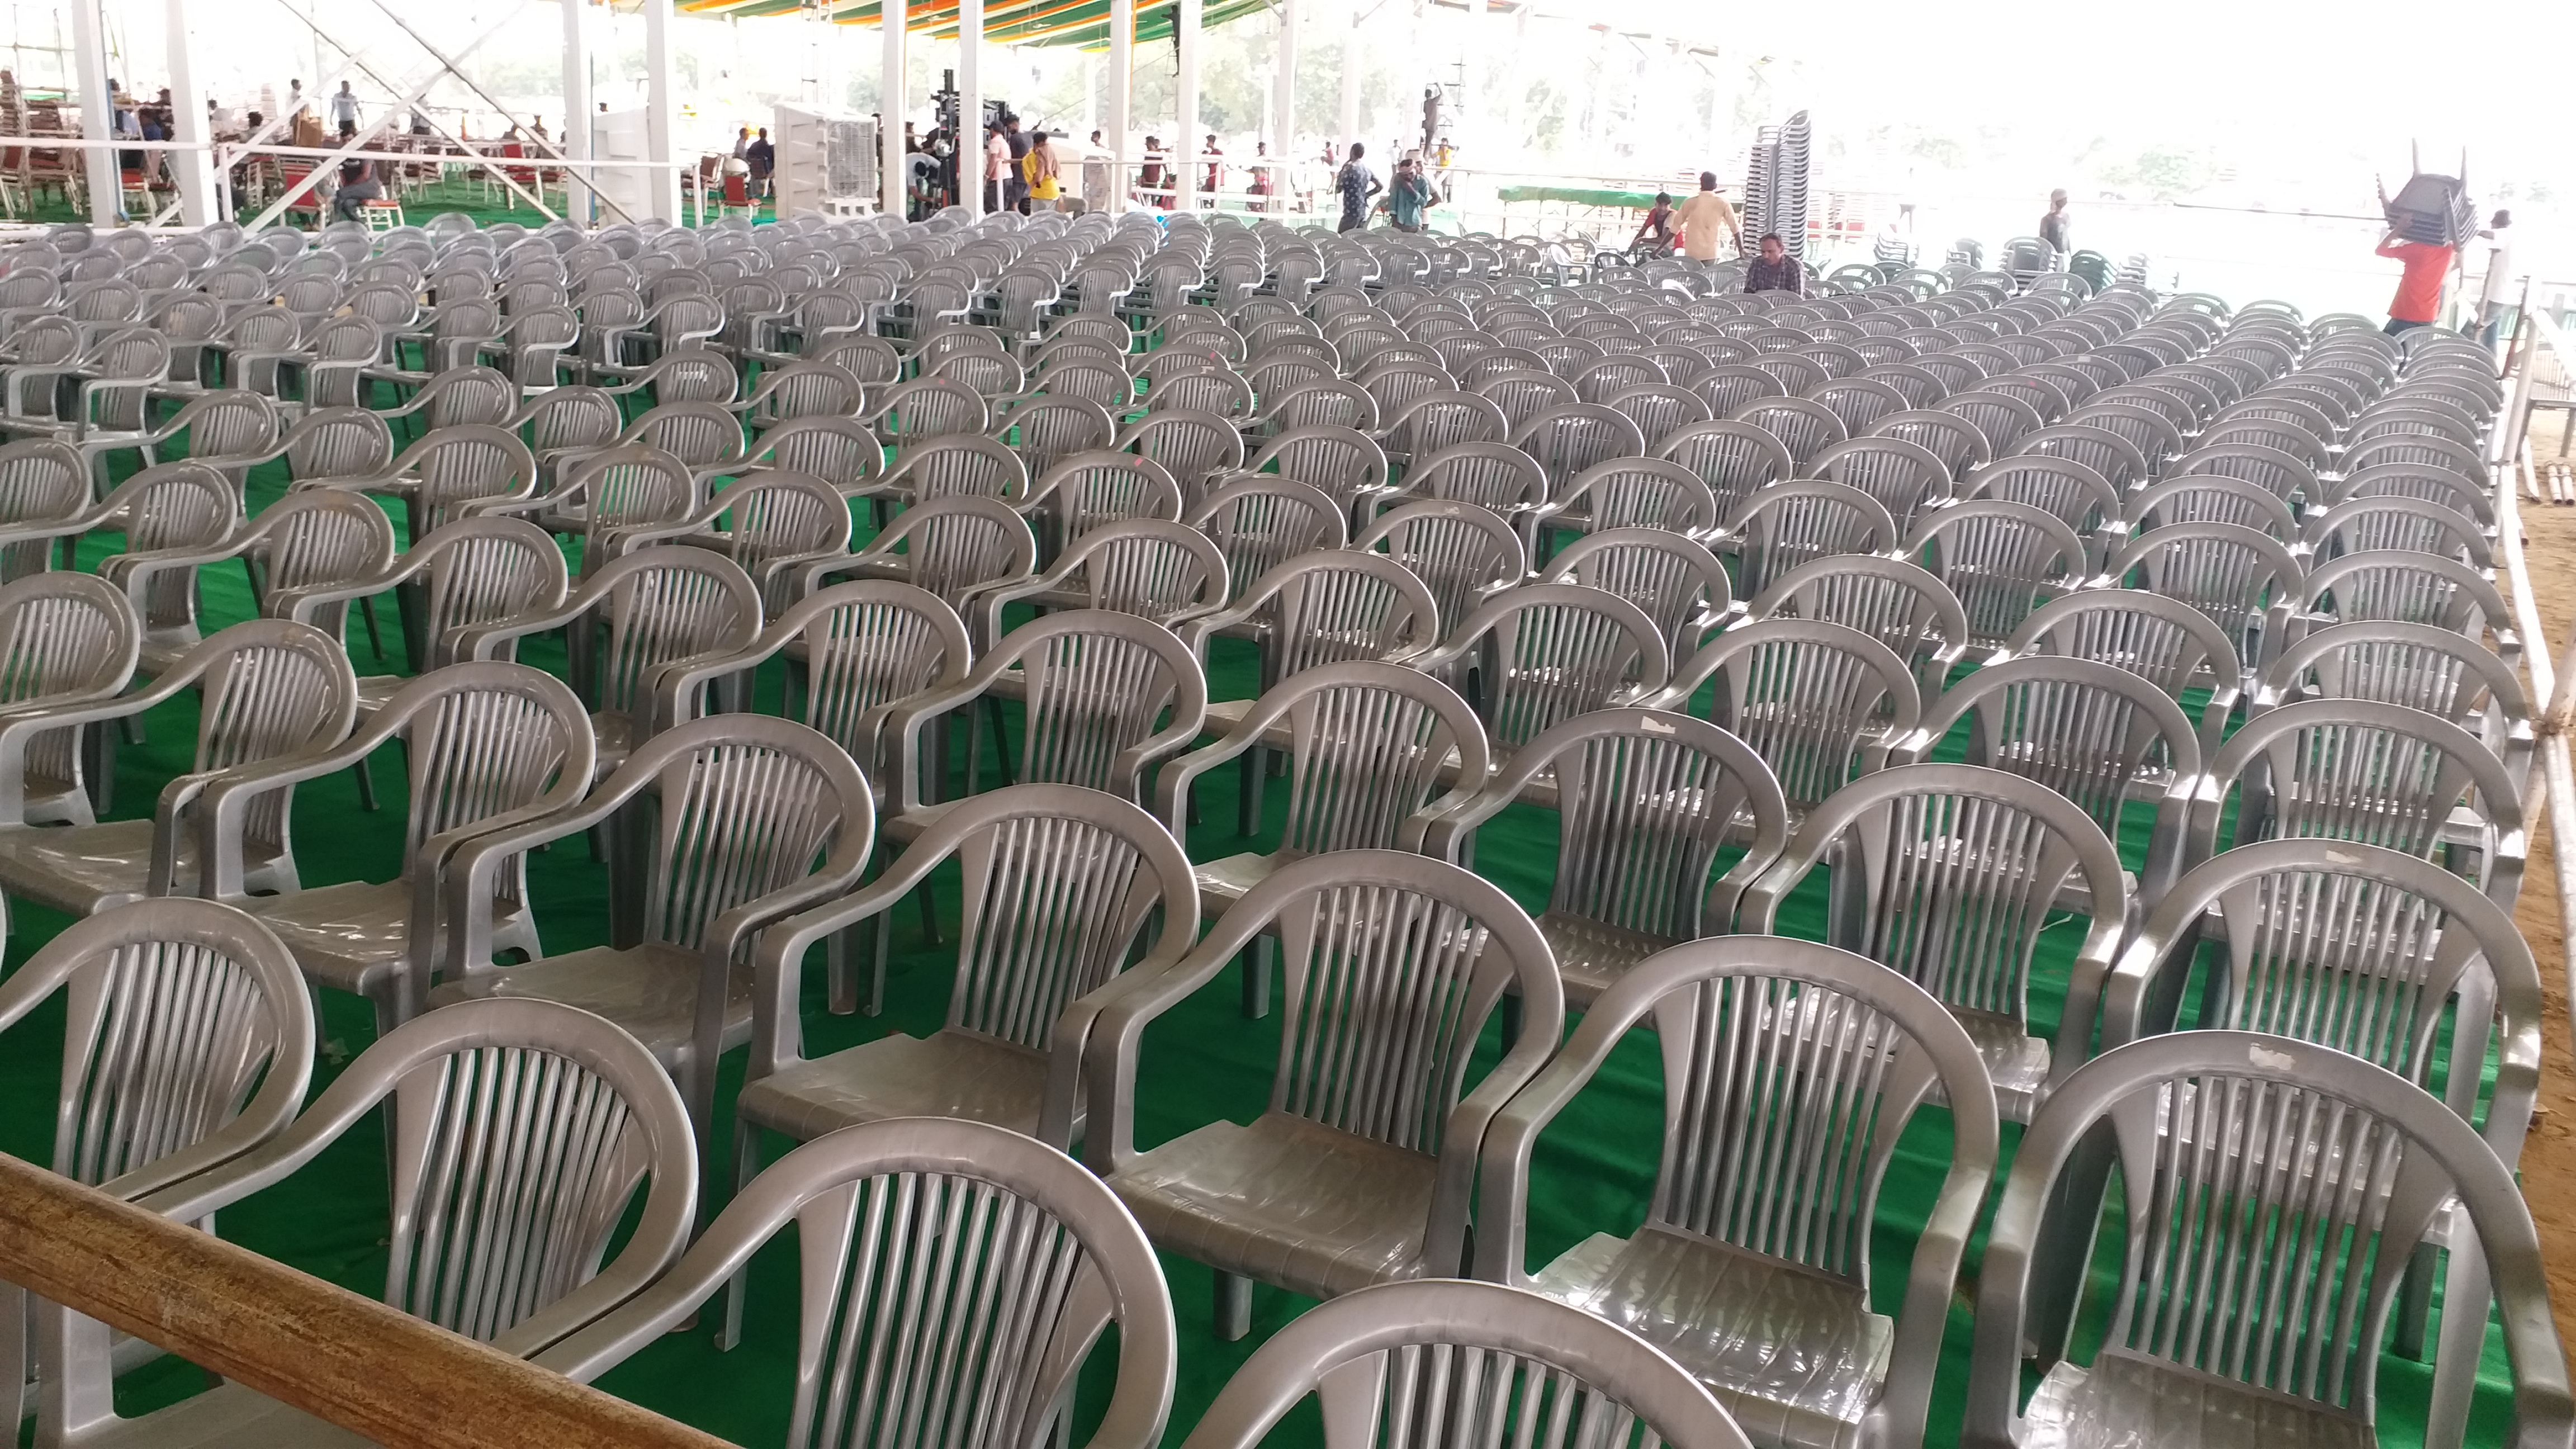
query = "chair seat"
xmin=1531 ymin=1225 xmax=1892 ymax=1449
xmin=1105 ymin=1110 xmax=1438 ymax=1301
xmin=1947 ymin=1005 xmax=2052 ymax=1122
xmin=591 ymin=709 xmax=636 ymax=778
xmin=2020 ymin=1349 xmax=2370 ymax=1449
xmin=1190 ymin=847 xmax=1307 ymax=911
xmin=352 ymin=673 xmax=405 ymax=716
xmin=242 ymin=878 xmax=539 ymax=998
xmin=1539 ymin=911 xmax=1680 ymax=1012
xmin=428 ymin=942 xmax=752 ymax=1067
xmin=53 ymin=1381 xmax=371 ymax=1448
xmin=738 ymin=1029 xmax=1052 ymax=1142
xmin=0 ymin=820 xmax=200 ymax=916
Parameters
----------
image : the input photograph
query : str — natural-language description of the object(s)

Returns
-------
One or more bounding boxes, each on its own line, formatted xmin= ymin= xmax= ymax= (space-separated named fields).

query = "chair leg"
xmin=982 ymin=696 xmax=1015 ymax=785
xmin=1239 ymin=935 xmax=1272 ymax=1019
xmin=1496 ymin=991 xmax=1523 ymax=1052
xmin=2418 ymin=1227 xmax=2490 ymax=1449
xmin=914 ymin=873 xmax=940 ymax=950
xmin=358 ymin=595 xmax=386 ymax=659
xmin=352 ymin=754 xmax=379 ymax=811
xmin=716 ymin=1122 xmax=766 ymax=1352
xmin=1237 ymin=745 xmax=1265 ymax=836
xmin=1211 ymin=1270 xmax=1252 ymax=1343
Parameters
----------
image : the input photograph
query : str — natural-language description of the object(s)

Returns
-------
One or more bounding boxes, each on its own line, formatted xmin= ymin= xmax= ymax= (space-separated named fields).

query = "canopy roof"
xmin=675 ymin=0 xmax=1273 ymax=48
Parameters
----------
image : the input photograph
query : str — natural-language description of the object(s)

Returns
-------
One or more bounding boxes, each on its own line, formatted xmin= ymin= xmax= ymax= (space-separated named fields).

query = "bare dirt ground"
xmin=2510 ymin=430 xmax=2576 ymax=1346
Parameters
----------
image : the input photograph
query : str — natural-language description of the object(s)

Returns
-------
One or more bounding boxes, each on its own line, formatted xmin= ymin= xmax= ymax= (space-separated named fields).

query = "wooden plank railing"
xmin=0 ymin=1151 xmax=728 ymax=1449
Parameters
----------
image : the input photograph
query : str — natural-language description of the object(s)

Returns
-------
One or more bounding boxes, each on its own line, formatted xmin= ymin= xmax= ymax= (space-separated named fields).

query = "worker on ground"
xmin=2039 ymin=188 xmax=2071 ymax=254
xmin=1334 ymin=141 xmax=1381 ymax=233
xmin=1744 ymin=233 xmax=1803 ymax=295
xmin=745 ymin=126 xmax=774 ymax=200
xmin=2376 ymin=228 xmax=2453 ymax=335
xmin=331 ymin=158 xmax=383 ymax=222
xmin=1631 ymin=192 xmax=1677 ymax=258
xmin=2477 ymin=210 xmax=2516 ymax=347
xmin=1023 ymin=130 xmax=1062 ymax=212
xmin=1672 ymin=172 xmax=1742 ymax=276
xmin=1384 ymin=151 xmax=1438 ymax=233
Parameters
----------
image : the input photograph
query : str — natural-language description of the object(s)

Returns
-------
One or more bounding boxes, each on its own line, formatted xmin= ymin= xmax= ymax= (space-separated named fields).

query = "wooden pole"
xmin=0 ymin=1153 xmax=726 ymax=1449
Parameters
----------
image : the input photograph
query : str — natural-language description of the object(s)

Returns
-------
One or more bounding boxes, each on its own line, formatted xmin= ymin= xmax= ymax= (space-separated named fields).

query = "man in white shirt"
xmin=1671 ymin=172 xmax=1742 ymax=281
xmin=329 ymin=82 xmax=359 ymax=139
xmin=2478 ymin=209 xmax=2516 ymax=348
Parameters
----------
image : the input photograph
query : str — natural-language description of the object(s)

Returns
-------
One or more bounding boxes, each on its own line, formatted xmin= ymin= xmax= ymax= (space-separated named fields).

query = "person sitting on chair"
xmin=1744 ymin=233 xmax=1804 ymax=295
xmin=331 ymin=158 xmax=385 ymax=222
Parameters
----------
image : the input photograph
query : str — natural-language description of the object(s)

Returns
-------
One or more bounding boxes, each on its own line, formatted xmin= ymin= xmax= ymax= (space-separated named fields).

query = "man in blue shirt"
xmin=1334 ymin=142 xmax=1380 ymax=233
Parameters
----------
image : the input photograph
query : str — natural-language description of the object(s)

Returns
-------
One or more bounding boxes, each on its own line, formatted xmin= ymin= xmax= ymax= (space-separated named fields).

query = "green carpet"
xmin=0 ymin=422 xmax=2522 ymax=1448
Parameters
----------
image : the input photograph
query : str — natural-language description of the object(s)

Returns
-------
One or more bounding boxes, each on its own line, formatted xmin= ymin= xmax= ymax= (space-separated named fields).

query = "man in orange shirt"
xmin=2376 ymin=231 xmax=2454 ymax=335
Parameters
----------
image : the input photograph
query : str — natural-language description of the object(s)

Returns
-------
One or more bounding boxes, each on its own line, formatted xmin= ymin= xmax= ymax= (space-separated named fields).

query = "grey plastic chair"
xmin=1476 ymin=935 xmax=1998 ymax=1449
xmin=1542 ymin=528 xmax=1735 ymax=663
xmin=11 ymin=462 xmax=236 ymax=661
xmin=332 ymin=423 xmax=541 ymax=546
xmin=2296 ymin=551 xmax=2516 ymax=667
xmin=1357 ymin=499 xmax=1530 ymax=637
xmin=972 ymin=515 xmax=1230 ymax=645
xmin=1741 ymin=761 xmax=2128 ymax=1121
xmin=1803 ymin=435 xmax=1954 ymax=536
xmin=737 ymin=782 xmax=1195 ymax=1202
xmin=1657 ymin=419 xmax=1798 ymax=519
xmin=2102 ymin=522 xmax=2305 ymax=674
xmin=2303 ymin=495 xmax=2492 ymax=568
xmin=820 ymin=493 xmax=1040 ymax=612
xmin=536 ymin=1117 xmax=1178 ymax=1449
xmin=995 ymin=392 xmax=1120 ymax=479
xmin=1158 ymin=660 xmax=1492 ymax=987
xmin=2255 ymin=618 xmax=2531 ymax=792
xmin=1722 ymin=480 xmax=1899 ymax=599
xmin=1182 ymin=1278 xmax=1753 ymax=1449
xmin=1018 ymin=449 xmax=1187 ymax=557
xmin=458 ymin=546 xmax=763 ymax=777
xmin=2194 ymin=696 xmax=2525 ymax=908
xmin=430 ymin=714 xmax=877 ymax=1142
xmin=1429 ymin=707 xmax=1792 ymax=1012
xmin=0 ymin=898 xmax=315 ymax=1429
xmin=1868 ymin=408 xmax=1993 ymax=481
xmin=2004 ymin=588 xmax=2246 ymax=753
xmin=1408 ymin=582 xmax=1673 ymax=771
xmin=2096 ymin=837 xmax=2541 ymax=1441
xmin=197 ymin=662 xmax=595 ymax=1035
xmin=1659 ymin=618 xmax=1919 ymax=817
xmin=1963 ymin=1030 xmax=2573 ymax=1449
xmin=886 ymin=608 xmax=1210 ymax=840
xmin=113 ymin=489 xmax=396 ymax=682
xmin=1742 ymin=555 xmax=1971 ymax=700
xmin=41 ymin=997 xmax=698 ymax=1449
xmin=0 ymin=439 xmax=93 ymax=580
xmin=1531 ymin=457 xmax=1723 ymax=553
xmin=1187 ymin=474 xmax=1348 ymax=607
xmin=1084 ymin=849 xmax=1564 ymax=1338
xmin=1902 ymin=654 xmax=2199 ymax=903
xmin=875 ymin=431 xmax=1030 ymax=509
xmin=0 ymin=620 xmax=356 ymax=916
xmin=0 ymin=572 xmax=140 ymax=827
xmin=1906 ymin=498 xmax=2091 ymax=647
xmin=1181 ymin=548 xmax=1446 ymax=749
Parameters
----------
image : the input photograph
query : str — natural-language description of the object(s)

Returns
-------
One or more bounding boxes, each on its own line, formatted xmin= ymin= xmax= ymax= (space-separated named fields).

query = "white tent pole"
xmin=67 ymin=0 xmax=117 ymax=226
xmin=958 ymin=0 xmax=981 ymax=215
xmin=642 ymin=0 xmax=678 ymax=221
xmin=1337 ymin=0 xmax=1359 ymax=157
xmin=880 ymin=0 xmax=905 ymax=217
xmin=1106 ymin=0 xmax=1131 ymax=214
xmin=1269 ymin=0 xmax=1294 ymax=181
xmin=562 ymin=0 xmax=593 ymax=222
xmin=164 ymin=0 xmax=215 ymax=224
xmin=1174 ymin=0 xmax=1199 ymax=210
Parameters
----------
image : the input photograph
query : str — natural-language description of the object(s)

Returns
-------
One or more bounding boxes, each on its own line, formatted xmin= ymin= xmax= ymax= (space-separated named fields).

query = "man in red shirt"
xmin=2376 ymin=232 xmax=2454 ymax=335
